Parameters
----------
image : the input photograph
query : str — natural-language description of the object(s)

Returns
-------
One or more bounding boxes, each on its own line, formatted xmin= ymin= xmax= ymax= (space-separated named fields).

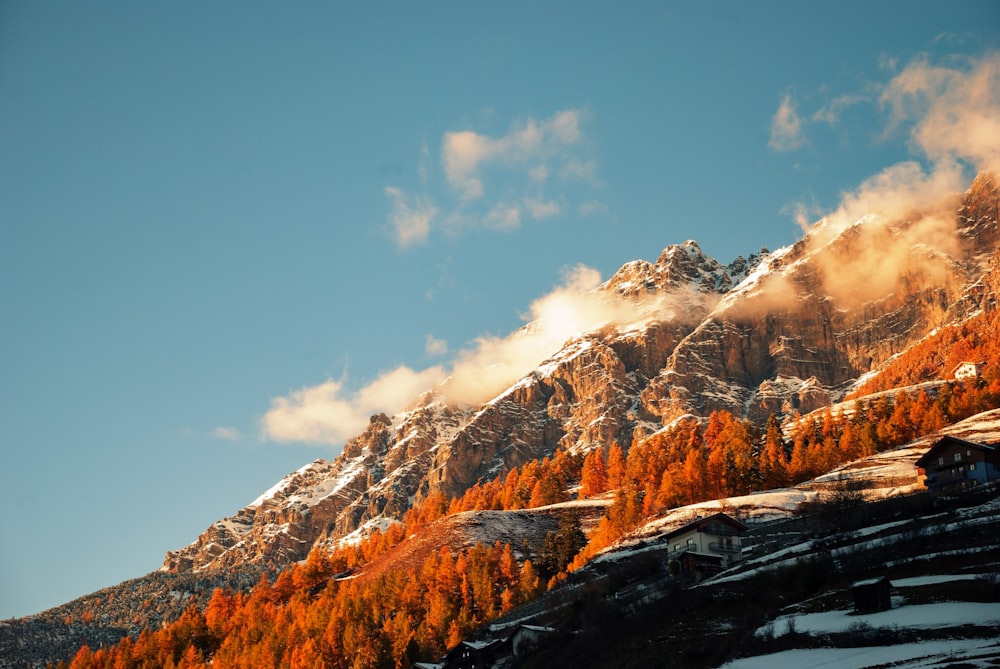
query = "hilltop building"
xmin=915 ymin=436 xmax=1000 ymax=492
xmin=951 ymin=362 xmax=982 ymax=380
xmin=663 ymin=512 xmax=748 ymax=580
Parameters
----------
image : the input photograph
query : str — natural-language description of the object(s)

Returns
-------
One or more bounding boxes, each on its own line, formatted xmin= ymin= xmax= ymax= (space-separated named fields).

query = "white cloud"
xmin=262 ymin=264 xmax=713 ymax=447
xmin=879 ymin=51 xmax=1000 ymax=174
xmin=386 ymin=108 xmax=598 ymax=248
xmin=261 ymin=366 xmax=446 ymax=446
xmin=439 ymin=264 xmax=713 ymax=405
xmin=425 ymin=334 xmax=448 ymax=356
xmin=385 ymin=186 xmax=438 ymax=248
xmin=441 ymin=109 xmax=587 ymax=200
xmin=211 ymin=426 xmax=241 ymax=442
xmin=484 ymin=202 xmax=522 ymax=230
xmin=769 ymin=94 xmax=806 ymax=152
xmin=795 ymin=51 xmax=1000 ymax=240
xmin=441 ymin=130 xmax=493 ymax=200
xmin=550 ymin=109 xmax=583 ymax=143
xmin=523 ymin=197 xmax=560 ymax=220
xmin=786 ymin=52 xmax=1000 ymax=309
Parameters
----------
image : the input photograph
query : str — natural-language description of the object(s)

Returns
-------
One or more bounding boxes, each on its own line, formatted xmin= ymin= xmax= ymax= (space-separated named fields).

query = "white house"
xmin=663 ymin=512 xmax=748 ymax=579
xmin=952 ymin=362 xmax=981 ymax=381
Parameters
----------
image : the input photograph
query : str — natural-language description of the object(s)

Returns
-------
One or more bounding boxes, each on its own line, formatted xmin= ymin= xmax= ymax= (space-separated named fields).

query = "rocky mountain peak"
xmin=162 ymin=174 xmax=1000 ymax=575
xmin=604 ymin=239 xmax=764 ymax=297
xmin=959 ymin=171 xmax=1000 ymax=258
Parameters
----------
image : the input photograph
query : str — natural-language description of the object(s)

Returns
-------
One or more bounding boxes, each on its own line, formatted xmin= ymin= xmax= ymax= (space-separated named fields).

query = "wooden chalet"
xmin=441 ymin=625 xmax=556 ymax=669
xmin=662 ymin=512 xmax=748 ymax=580
xmin=442 ymin=638 xmax=506 ymax=669
xmin=915 ymin=436 xmax=1000 ymax=493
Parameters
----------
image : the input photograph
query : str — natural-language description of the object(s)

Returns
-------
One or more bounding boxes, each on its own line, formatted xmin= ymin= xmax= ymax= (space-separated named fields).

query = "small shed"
xmin=510 ymin=624 xmax=556 ymax=661
xmin=852 ymin=576 xmax=892 ymax=613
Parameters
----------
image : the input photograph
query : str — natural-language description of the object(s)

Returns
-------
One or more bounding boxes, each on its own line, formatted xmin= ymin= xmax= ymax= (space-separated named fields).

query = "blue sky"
xmin=2 ymin=1 xmax=998 ymax=619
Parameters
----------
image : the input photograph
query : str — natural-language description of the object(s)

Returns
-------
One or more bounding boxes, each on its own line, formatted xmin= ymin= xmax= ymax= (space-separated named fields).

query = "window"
xmin=938 ymin=457 xmax=945 ymax=465
xmin=970 ymin=463 xmax=977 ymax=471
xmin=954 ymin=453 xmax=963 ymax=462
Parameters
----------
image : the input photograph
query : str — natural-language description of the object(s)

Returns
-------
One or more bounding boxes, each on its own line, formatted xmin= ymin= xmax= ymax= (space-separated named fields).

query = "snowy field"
xmin=720 ymin=638 xmax=1000 ymax=669
xmin=760 ymin=601 xmax=1000 ymax=637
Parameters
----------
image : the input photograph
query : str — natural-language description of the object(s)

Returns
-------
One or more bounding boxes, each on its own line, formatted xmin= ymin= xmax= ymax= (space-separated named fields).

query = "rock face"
xmin=164 ymin=174 xmax=1000 ymax=573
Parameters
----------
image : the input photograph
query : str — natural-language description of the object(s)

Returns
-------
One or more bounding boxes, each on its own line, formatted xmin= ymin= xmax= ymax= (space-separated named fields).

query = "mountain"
xmin=162 ymin=173 xmax=1000 ymax=575
xmin=6 ymin=173 xmax=1000 ymax=669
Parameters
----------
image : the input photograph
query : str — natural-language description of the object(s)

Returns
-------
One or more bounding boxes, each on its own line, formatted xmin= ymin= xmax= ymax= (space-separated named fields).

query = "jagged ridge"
xmin=163 ymin=173 xmax=1000 ymax=574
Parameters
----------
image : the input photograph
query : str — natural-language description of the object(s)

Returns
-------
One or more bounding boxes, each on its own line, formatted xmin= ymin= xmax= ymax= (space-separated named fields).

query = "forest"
xmin=57 ymin=308 xmax=1000 ymax=669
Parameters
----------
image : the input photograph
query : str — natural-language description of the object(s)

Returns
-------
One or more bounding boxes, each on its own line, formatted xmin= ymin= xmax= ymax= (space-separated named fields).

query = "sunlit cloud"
xmin=383 ymin=108 xmax=598 ymax=248
xmin=439 ymin=265 xmax=715 ymax=405
xmin=441 ymin=130 xmax=493 ymax=200
xmin=441 ymin=109 xmax=587 ymax=199
xmin=261 ymin=264 xmax=713 ymax=447
xmin=425 ymin=334 xmax=448 ymax=357
xmin=261 ymin=367 xmax=447 ymax=446
xmin=768 ymin=94 xmax=806 ymax=152
xmin=787 ymin=51 xmax=1000 ymax=308
xmin=879 ymin=51 xmax=1000 ymax=174
xmin=806 ymin=161 xmax=965 ymax=306
xmin=385 ymin=186 xmax=438 ymax=248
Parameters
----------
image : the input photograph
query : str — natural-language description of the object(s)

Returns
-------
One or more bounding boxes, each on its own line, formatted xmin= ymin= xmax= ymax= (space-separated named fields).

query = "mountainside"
xmin=7 ymin=173 xmax=1000 ymax=669
xmin=161 ymin=174 xmax=1000 ymax=575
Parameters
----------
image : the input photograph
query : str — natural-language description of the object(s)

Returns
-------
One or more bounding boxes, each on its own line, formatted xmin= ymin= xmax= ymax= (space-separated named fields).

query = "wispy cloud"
xmin=790 ymin=51 xmax=1000 ymax=308
xmin=484 ymin=202 xmax=522 ymax=230
xmin=523 ymin=197 xmax=560 ymax=220
xmin=441 ymin=109 xmax=588 ymax=198
xmin=261 ymin=265 xmax=712 ymax=447
xmin=768 ymin=94 xmax=806 ymax=152
xmin=812 ymin=93 xmax=869 ymax=126
xmin=425 ymin=334 xmax=448 ymax=357
xmin=879 ymin=51 xmax=1000 ymax=174
xmin=385 ymin=108 xmax=598 ymax=247
xmin=578 ymin=200 xmax=609 ymax=217
xmin=211 ymin=426 xmax=241 ymax=442
xmin=385 ymin=186 xmax=438 ymax=248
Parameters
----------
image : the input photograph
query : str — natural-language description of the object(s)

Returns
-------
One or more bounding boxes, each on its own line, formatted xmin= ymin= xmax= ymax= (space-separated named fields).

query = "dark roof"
xmin=915 ymin=436 xmax=999 ymax=468
xmin=662 ymin=512 xmax=748 ymax=541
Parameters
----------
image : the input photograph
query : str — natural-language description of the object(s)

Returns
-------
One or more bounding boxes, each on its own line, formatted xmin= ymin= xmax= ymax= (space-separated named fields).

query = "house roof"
xmin=915 ymin=435 xmax=999 ymax=468
xmin=951 ymin=361 xmax=982 ymax=372
xmin=662 ymin=512 xmax=748 ymax=541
